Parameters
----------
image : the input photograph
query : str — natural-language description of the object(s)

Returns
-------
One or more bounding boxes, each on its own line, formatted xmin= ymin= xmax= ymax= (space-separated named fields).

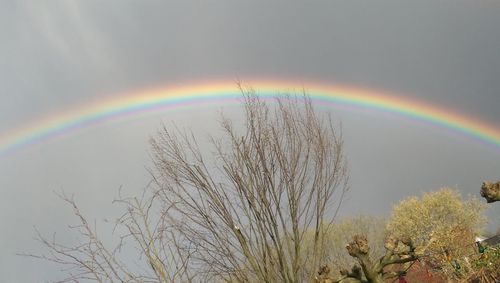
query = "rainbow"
xmin=1 ymin=80 xmax=500 ymax=156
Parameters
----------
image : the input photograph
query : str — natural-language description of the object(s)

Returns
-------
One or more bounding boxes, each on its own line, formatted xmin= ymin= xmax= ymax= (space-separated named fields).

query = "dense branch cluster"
xmin=149 ymin=89 xmax=349 ymax=282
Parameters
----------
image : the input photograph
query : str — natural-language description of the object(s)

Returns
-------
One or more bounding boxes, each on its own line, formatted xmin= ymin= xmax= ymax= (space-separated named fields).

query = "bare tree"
xmin=24 ymin=191 xmax=195 ymax=282
xmin=30 ymin=86 xmax=349 ymax=282
xmin=149 ymin=86 xmax=349 ymax=282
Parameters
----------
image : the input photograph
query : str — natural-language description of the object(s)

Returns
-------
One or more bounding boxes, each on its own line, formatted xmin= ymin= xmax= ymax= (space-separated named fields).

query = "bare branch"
xmin=150 ymin=88 xmax=349 ymax=282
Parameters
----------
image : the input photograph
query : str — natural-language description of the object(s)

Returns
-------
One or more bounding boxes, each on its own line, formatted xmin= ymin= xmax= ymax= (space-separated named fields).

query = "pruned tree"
xmin=300 ymin=216 xmax=387 ymax=278
xmin=313 ymin=234 xmax=419 ymax=283
xmin=149 ymin=86 xmax=349 ymax=282
xmin=30 ymin=86 xmax=349 ymax=282
xmin=481 ymin=181 xmax=500 ymax=203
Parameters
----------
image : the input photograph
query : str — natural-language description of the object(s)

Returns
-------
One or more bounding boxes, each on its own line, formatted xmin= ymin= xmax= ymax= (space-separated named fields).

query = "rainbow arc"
xmin=1 ymin=80 xmax=499 ymax=155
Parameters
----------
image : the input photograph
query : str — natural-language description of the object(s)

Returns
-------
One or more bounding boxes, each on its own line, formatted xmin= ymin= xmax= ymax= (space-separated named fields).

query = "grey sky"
xmin=1 ymin=1 xmax=499 ymax=281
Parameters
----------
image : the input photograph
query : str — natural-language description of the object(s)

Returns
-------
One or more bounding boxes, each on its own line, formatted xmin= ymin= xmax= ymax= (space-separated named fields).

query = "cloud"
xmin=21 ymin=1 xmax=118 ymax=73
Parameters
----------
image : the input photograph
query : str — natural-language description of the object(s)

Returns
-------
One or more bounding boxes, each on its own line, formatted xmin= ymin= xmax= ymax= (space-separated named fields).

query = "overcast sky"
xmin=1 ymin=1 xmax=500 ymax=281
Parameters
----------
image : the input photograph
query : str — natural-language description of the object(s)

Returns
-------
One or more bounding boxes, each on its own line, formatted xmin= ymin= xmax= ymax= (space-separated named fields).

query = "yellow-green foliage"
xmin=386 ymin=188 xmax=486 ymax=279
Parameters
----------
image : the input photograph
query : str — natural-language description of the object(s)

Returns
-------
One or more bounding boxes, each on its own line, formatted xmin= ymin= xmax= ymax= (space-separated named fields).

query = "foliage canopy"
xmin=386 ymin=188 xmax=486 ymax=279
